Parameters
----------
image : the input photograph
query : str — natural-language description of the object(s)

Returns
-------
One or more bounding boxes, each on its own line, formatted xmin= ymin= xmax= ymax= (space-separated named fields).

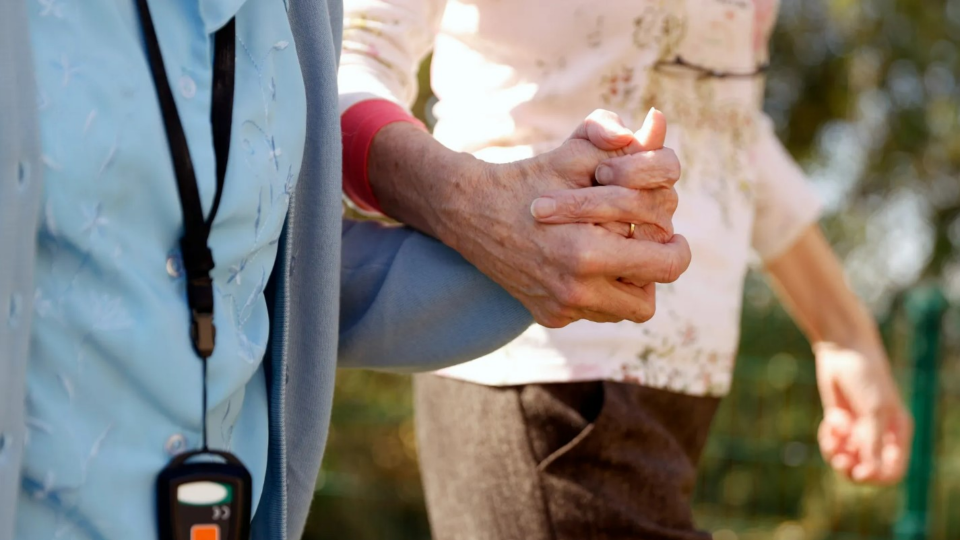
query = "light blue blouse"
xmin=20 ymin=0 xmax=306 ymax=537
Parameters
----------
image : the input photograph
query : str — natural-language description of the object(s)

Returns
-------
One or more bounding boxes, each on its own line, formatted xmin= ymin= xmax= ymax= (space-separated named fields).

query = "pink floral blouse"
xmin=338 ymin=0 xmax=821 ymax=396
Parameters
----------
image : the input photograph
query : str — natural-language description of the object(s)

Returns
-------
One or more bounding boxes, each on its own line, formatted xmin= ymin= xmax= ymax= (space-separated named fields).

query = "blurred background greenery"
xmin=308 ymin=0 xmax=960 ymax=538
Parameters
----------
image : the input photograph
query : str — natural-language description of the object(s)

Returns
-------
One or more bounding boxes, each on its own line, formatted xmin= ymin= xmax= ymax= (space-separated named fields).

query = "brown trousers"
xmin=414 ymin=375 xmax=720 ymax=540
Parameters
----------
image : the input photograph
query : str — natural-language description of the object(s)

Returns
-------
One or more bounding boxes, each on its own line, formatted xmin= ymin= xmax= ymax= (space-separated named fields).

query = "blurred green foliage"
xmin=766 ymin=0 xmax=960 ymax=300
xmin=313 ymin=0 xmax=960 ymax=538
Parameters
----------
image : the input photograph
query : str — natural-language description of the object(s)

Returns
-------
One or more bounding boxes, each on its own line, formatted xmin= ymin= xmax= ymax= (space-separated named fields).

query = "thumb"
xmin=634 ymin=108 xmax=667 ymax=151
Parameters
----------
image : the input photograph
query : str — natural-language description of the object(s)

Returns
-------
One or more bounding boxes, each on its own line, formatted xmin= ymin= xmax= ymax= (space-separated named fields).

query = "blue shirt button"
xmin=179 ymin=75 xmax=197 ymax=99
xmin=166 ymin=252 xmax=184 ymax=279
xmin=0 ymin=432 xmax=8 ymax=456
xmin=164 ymin=433 xmax=188 ymax=456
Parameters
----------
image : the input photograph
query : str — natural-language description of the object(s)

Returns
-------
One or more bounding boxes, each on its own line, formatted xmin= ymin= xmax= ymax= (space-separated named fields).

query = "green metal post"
xmin=894 ymin=285 xmax=948 ymax=540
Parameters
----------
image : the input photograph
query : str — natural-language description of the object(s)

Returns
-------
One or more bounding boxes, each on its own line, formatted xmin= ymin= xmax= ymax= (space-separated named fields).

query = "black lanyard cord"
xmin=135 ymin=0 xmax=236 ymax=451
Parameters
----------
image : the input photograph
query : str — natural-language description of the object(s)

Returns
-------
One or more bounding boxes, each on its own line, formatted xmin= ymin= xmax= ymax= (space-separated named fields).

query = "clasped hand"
xmin=446 ymin=108 xmax=688 ymax=328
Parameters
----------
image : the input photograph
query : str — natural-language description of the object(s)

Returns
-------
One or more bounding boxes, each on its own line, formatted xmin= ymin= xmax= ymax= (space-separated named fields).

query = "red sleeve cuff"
xmin=341 ymin=99 xmax=427 ymax=215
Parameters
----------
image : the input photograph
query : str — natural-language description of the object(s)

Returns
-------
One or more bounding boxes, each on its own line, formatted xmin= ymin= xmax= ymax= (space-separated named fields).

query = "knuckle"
xmin=534 ymin=302 xmax=575 ymax=328
xmin=656 ymin=256 xmax=683 ymax=284
xmin=538 ymin=313 xmax=569 ymax=329
xmin=655 ymin=221 xmax=675 ymax=242
xmin=614 ymin=192 xmax=639 ymax=221
xmin=649 ymin=192 xmax=676 ymax=226
xmin=552 ymin=238 xmax=580 ymax=272
xmin=662 ymin=187 xmax=679 ymax=214
xmin=558 ymin=305 xmax=581 ymax=322
xmin=552 ymin=194 xmax=592 ymax=223
xmin=636 ymin=301 xmax=656 ymax=322
xmin=570 ymin=193 xmax=597 ymax=220
xmin=661 ymin=149 xmax=682 ymax=181
xmin=654 ymin=205 xmax=677 ymax=239
xmin=667 ymin=161 xmax=682 ymax=182
xmin=641 ymin=224 xmax=673 ymax=244
xmin=531 ymin=310 xmax=552 ymax=327
xmin=627 ymin=291 xmax=656 ymax=322
xmin=626 ymin=190 xmax=674 ymax=241
xmin=626 ymin=152 xmax=673 ymax=186
xmin=571 ymin=247 xmax=602 ymax=275
xmin=555 ymin=282 xmax=589 ymax=309
xmin=619 ymin=153 xmax=650 ymax=178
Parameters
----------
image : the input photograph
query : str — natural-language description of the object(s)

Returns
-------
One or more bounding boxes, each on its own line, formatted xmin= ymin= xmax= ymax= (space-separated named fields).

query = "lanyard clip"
xmin=191 ymin=308 xmax=217 ymax=359
xmin=187 ymin=274 xmax=217 ymax=359
xmin=181 ymin=240 xmax=217 ymax=359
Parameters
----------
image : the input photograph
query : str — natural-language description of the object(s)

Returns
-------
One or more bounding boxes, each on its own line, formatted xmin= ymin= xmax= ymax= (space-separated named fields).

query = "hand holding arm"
xmin=366 ymin=109 xmax=689 ymax=327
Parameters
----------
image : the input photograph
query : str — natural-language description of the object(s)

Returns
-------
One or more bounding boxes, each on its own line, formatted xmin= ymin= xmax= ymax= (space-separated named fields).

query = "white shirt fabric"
xmin=338 ymin=0 xmax=822 ymax=397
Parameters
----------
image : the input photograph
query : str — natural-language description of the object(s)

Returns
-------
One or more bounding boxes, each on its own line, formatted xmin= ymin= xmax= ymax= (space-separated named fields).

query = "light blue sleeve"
xmin=338 ymin=219 xmax=533 ymax=372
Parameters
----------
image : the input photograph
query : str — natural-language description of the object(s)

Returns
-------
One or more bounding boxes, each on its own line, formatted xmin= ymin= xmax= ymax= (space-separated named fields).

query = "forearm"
xmin=765 ymin=224 xmax=882 ymax=352
xmin=339 ymin=219 xmax=532 ymax=371
xmin=366 ymin=122 xmax=493 ymax=244
xmin=772 ymin=227 xmax=910 ymax=486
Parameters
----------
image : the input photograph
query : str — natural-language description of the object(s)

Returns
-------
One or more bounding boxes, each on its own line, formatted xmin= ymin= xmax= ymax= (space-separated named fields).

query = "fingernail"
xmin=595 ymin=164 xmax=612 ymax=184
xmin=638 ymin=107 xmax=656 ymax=134
xmin=530 ymin=197 xmax=557 ymax=218
xmin=645 ymin=107 xmax=656 ymax=123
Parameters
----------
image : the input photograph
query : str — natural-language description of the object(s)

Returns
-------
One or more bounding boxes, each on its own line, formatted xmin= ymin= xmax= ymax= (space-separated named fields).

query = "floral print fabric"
xmin=338 ymin=0 xmax=822 ymax=397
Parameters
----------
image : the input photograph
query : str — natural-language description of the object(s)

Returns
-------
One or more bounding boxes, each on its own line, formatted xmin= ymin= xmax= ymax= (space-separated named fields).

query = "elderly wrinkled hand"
xmin=439 ymin=108 xmax=688 ymax=328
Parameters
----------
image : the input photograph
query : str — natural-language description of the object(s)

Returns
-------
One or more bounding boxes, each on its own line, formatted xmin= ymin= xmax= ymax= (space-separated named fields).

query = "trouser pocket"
xmin=518 ymin=381 xmax=607 ymax=471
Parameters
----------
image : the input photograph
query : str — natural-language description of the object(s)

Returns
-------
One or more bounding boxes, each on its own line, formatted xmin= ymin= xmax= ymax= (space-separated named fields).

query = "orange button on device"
xmin=190 ymin=524 xmax=220 ymax=540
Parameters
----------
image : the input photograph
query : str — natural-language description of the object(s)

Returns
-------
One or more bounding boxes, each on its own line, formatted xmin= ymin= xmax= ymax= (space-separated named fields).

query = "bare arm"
xmin=365 ymin=122 xmax=481 ymax=240
xmin=764 ymin=225 xmax=881 ymax=351
xmin=765 ymin=224 xmax=911 ymax=485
